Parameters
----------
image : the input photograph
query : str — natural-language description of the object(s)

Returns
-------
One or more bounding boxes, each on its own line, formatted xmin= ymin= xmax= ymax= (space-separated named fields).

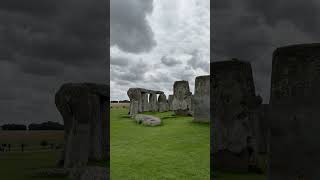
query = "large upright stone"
xmin=149 ymin=93 xmax=158 ymax=112
xmin=212 ymin=59 xmax=262 ymax=172
xmin=127 ymin=88 xmax=142 ymax=116
xmin=269 ymin=44 xmax=320 ymax=180
xmin=141 ymin=93 xmax=149 ymax=112
xmin=158 ymin=94 xmax=169 ymax=112
xmin=168 ymin=95 xmax=173 ymax=111
xmin=171 ymin=81 xmax=193 ymax=115
xmin=193 ymin=75 xmax=210 ymax=122
xmin=55 ymin=83 xmax=109 ymax=168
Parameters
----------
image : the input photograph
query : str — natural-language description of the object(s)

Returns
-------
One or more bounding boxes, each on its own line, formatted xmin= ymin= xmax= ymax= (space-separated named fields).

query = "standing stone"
xmin=149 ymin=93 xmax=158 ymax=112
xmin=212 ymin=59 xmax=262 ymax=172
xmin=269 ymin=44 xmax=320 ymax=180
xmin=168 ymin=95 xmax=173 ymax=111
xmin=171 ymin=81 xmax=193 ymax=115
xmin=55 ymin=83 xmax=109 ymax=168
xmin=253 ymin=104 xmax=269 ymax=154
xmin=158 ymin=94 xmax=169 ymax=112
xmin=127 ymin=88 xmax=142 ymax=116
xmin=193 ymin=75 xmax=210 ymax=122
xmin=141 ymin=93 xmax=149 ymax=112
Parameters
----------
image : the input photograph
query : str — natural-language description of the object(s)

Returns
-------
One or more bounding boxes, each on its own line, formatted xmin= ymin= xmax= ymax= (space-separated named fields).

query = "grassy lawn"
xmin=0 ymin=151 xmax=70 ymax=180
xmin=0 ymin=130 xmax=64 ymax=151
xmin=110 ymin=107 xmax=210 ymax=180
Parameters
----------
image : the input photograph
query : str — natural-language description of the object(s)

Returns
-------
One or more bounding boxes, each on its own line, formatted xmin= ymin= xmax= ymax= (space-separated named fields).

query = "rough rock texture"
xmin=69 ymin=166 xmax=109 ymax=180
xmin=193 ymin=75 xmax=210 ymax=122
xmin=133 ymin=114 xmax=161 ymax=126
xmin=172 ymin=81 xmax=193 ymax=115
xmin=158 ymin=94 xmax=169 ymax=112
xmin=168 ymin=95 xmax=173 ymax=110
xmin=55 ymin=83 xmax=109 ymax=168
xmin=127 ymin=88 xmax=142 ymax=116
xmin=211 ymin=59 xmax=262 ymax=172
xmin=269 ymin=44 xmax=320 ymax=180
xmin=149 ymin=93 xmax=158 ymax=112
xmin=253 ymin=104 xmax=269 ymax=154
xmin=141 ymin=93 xmax=149 ymax=112
xmin=127 ymin=88 xmax=163 ymax=115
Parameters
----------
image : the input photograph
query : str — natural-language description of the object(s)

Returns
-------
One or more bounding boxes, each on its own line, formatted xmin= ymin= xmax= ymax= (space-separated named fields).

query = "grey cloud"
xmin=160 ymin=56 xmax=182 ymax=66
xmin=111 ymin=57 xmax=129 ymax=67
xmin=110 ymin=0 xmax=156 ymax=53
xmin=112 ymin=60 xmax=149 ymax=82
xmin=187 ymin=50 xmax=210 ymax=72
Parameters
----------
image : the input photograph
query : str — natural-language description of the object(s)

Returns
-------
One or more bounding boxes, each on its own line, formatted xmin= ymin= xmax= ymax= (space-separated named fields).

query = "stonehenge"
xmin=269 ymin=43 xmax=320 ymax=180
xmin=134 ymin=114 xmax=162 ymax=127
xmin=126 ymin=77 xmax=210 ymax=119
xmin=127 ymin=88 xmax=164 ymax=116
xmin=193 ymin=75 xmax=210 ymax=122
xmin=158 ymin=94 xmax=169 ymax=112
xmin=55 ymin=83 xmax=109 ymax=168
xmin=168 ymin=95 xmax=174 ymax=110
xmin=211 ymin=59 xmax=262 ymax=172
xmin=171 ymin=81 xmax=193 ymax=116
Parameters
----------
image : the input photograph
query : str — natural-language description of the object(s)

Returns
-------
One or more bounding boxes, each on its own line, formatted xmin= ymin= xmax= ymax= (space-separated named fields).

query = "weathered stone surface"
xmin=168 ymin=95 xmax=173 ymax=110
xmin=172 ymin=81 xmax=193 ymax=115
xmin=127 ymin=88 xmax=142 ymax=115
xmin=149 ymin=93 xmax=158 ymax=112
xmin=158 ymin=94 xmax=169 ymax=112
xmin=133 ymin=114 xmax=161 ymax=126
xmin=193 ymin=75 xmax=210 ymax=122
xmin=127 ymin=88 xmax=164 ymax=115
xmin=269 ymin=44 xmax=320 ymax=180
xmin=141 ymin=93 xmax=149 ymax=112
xmin=211 ymin=59 xmax=262 ymax=172
xmin=253 ymin=104 xmax=269 ymax=154
xmin=69 ymin=166 xmax=109 ymax=180
xmin=55 ymin=83 xmax=109 ymax=168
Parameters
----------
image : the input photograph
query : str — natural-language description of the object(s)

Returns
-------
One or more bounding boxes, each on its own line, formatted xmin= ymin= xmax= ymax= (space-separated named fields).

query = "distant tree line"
xmin=28 ymin=121 xmax=64 ymax=130
xmin=1 ymin=124 xmax=27 ymax=130
xmin=1 ymin=121 xmax=64 ymax=131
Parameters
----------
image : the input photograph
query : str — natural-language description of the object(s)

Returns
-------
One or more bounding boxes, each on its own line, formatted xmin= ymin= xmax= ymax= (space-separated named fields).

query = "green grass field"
xmin=0 ymin=130 xmax=69 ymax=179
xmin=110 ymin=107 xmax=210 ymax=180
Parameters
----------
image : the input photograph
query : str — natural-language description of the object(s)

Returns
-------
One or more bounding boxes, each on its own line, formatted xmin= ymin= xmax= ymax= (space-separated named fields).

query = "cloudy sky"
xmin=0 ymin=0 xmax=108 ymax=125
xmin=212 ymin=0 xmax=320 ymax=103
xmin=110 ymin=0 xmax=210 ymax=101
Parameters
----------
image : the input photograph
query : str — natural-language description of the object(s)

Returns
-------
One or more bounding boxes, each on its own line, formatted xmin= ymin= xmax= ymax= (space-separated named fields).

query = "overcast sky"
xmin=212 ymin=0 xmax=320 ymax=103
xmin=110 ymin=0 xmax=210 ymax=101
xmin=0 ymin=0 xmax=108 ymax=125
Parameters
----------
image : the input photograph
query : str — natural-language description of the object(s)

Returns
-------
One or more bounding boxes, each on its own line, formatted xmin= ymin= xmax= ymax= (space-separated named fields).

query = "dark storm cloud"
xmin=18 ymin=58 xmax=65 ymax=76
xmin=245 ymin=0 xmax=320 ymax=36
xmin=0 ymin=0 xmax=108 ymax=68
xmin=110 ymin=0 xmax=156 ymax=53
xmin=0 ymin=1 xmax=59 ymax=17
xmin=0 ymin=0 xmax=109 ymax=125
xmin=212 ymin=0 xmax=320 ymax=102
xmin=160 ymin=56 xmax=181 ymax=66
